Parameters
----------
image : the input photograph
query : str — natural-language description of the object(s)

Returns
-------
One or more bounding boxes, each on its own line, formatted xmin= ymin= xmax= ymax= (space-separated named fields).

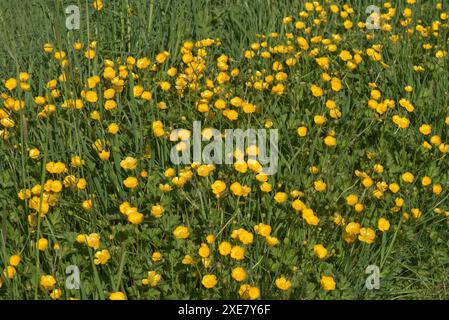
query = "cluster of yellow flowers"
xmin=1 ymin=0 xmax=449 ymax=299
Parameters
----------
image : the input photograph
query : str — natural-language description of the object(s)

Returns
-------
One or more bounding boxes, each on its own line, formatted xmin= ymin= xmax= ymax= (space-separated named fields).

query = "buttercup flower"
xmin=275 ymin=277 xmax=292 ymax=291
xmin=320 ymin=276 xmax=336 ymax=291
xmin=201 ymin=274 xmax=218 ymax=289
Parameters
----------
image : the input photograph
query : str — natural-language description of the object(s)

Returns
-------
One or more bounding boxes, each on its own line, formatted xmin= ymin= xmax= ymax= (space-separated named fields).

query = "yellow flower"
xmin=142 ymin=271 xmax=162 ymax=286
xmin=104 ymin=100 xmax=117 ymax=110
xmin=232 ymin=229 xmax=254 ymax=245
xmin=29 ymin=148 xmax=40 ymax=159
xmin=320 ymin=276 xmax=336 ymax=291
xmin=85 ymin=90 xmax=98 ymax=103
xmin=310 ymin=85 xmax=323 ymax=97
xmin=230 ymin=96 xmax=243 ymax=107
xmin=103 ymin=67 xmax=116 ymax=80
xmin=92 ymin=0 xmax=103 ymax=11
xmin=37 ymin=238 xmax=49 ymax=251
xmin=231 ymin=267 xmax=247 ymax=282
xmin=302 ymin=208 xmax=320 ymax=226
xmin=313 ymin=244 xmax=328 ymax=259
xmin=91 ymin=111 xmax=101 ymax=121
xmin=18 ymin=188 xmax=31 ymax=200
xmin=342 ymin=230 xmax=357 ymax=244
xmin=315 ymin=57 xmax=329 ymax=70
xmin=436 ymin=50 xmax=447 ymax=59
xmin=430 ymin=135 xmax=441 ymax=146
xmin=119 ymin=201 xmax=133 ymax=216
xmin=198 ymin=243 xmax=210 ymax=258
xmin=50 ymin=289 xmax=62 ymax=300
xmin=244 ymin=50 xmax=255 ymax=59
xmin=395 ymin=198 xmax=405 ymax=207
xmin=324 ymin=136 xmax=337 ymax=147
xmin=76 ymin=178 xmax=87 ymax=190
xmin=108 ymin=123 xmax=120 ymax=135
xmin=167 ymin=67 xmax=177 ymax=77
xmin=433 ymin=184 xmax=442 ymax=195
xmin=345 ymin=222 xmax=361 ymax=235
xmin=43 ymin=43 xmax=53 ymax=53
xmin=255 ymin=172 xmax=268 ymax=182
xmin=76 ymin=234 xmax=87 ymax=244
xmin=292 ymin=199 xmax=306 ymax=211
xmin=401 ymin=172 xmax=414 ymax=183
xmin=266 ymin=236 xmax=280 ymax=247
xmin=254 ymin=223 xmax=271 ymax=237
xmin=275 ymin=277 xmax=292 ymax=291
xmin=3 ymin=266 xmax=16 ymax=279
xmin=260 ymin=182 xmax=272 ymax=192
xmin=214 ymin=99 xmax=227 ymax=110
xmin=151 ymin=251 xmax=162 ymax=262
xmin=358 ymin=228 xmax=376 ymax=244
xmin=139 ymin=91 xmax=152 ymax=101
xmin=373 ymin=164 xmax=384 ymax=173
xmin=136 ymin=57 xmax=151 ymax=69
xmin=45 ymin=161 xmax=67 ymax=174
xmin=331 ymin=77 xmax=342 ymax=92
xmin=173 ymin=226 xmax=190 ymax=239
xmin=371 ymin=90 xmax=381 ymax=100
xmin=99 ymin=150 xmax=110 ymax=160
xmin=151 ymin=204 xmax=165 ymax=218
xmin=346 ymin=194 xmax=358 ymax=206
xmin=127 ymin=211 xmax=144 ymax=224
xmin=164 ymin=168 xmax=175 ymax=178
xmin=239 ymin=284 xmax=260 ymax=300
xmin=9 ymin=255 xmax=21 ymax=267
xmin=218 ymin=241 xmax=232 ymax=255
xmin=152 ymin=120 xmax=165 ymax=137
xmin=4 ymin=78 xmax=17 ymax=91
xmin=354 ymin=203 xmax=364 ymax=213
xmin=1 ymin=118 xmax=15 ymax=128
xmin=411 ymin=208 xmax=423 ymax=218
xmin=182 ymin=255 xmax=194 ymax=265
xmin=234 ymin=162 xmax=248 ymax=174
xmin=109 ymin=292 xmax=127 ymax=300
xmin=223 ymin=109 xmax=239 ymax=120
xmin=419 ymin=124 xmax=432 ymax=135
xmin=389 ymin=183 xmax=400 ymax=193
xmin=206 ymin=234 xmax=215 ymax=244
xmin=86 ymin=233 xmax=101 ymax=249
xmin=297 ymin=37 xmax=309 ymax=50
xmin=242 ymin=102 xmax=256 ymax=113
xmin=123 ymin=176 xmax=138 ymax=189
xmin=71 ymin=155 xmax=84 ymax=167
xmin=297 ymin=126 xmax=308 ymax=137
xmin=159 ymin=81 xmax=171 ymax=91
xmin=211 ymin=180 xmax=226 ymax=196
xmin=82 ymin=199 xmax=92 ymax=211
xmin=94 ymin=249 xmax=111 ymax=265
xmin=85 ymin=49 xmax=96 ymax=59
xmin=133 ymin=85 xmax=144 ymax=97
xmin=378 ymin=218 xmax=390 ymax=232
xmin=392 ymin=115 xmax=410 ymax=129
xmin=40 ymin=275 xmax=57 ymax=291
xmin=404 ymin=86 xmax=413 ymax=93
xmin=339 ymin=50 xmax=353 ymax=61
xmin=201 ymin=274 xmax=218 ymax=289
xmin=343 ymin=20 xmax=353 ymax=29
xmin=314 ymin=180 xmax=326 ymax=192
xmin=230 ymin=245 xmax=245 ymax=260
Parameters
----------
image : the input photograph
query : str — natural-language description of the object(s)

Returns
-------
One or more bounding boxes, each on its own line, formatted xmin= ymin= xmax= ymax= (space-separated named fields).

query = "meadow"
xmin=0 ymin=0 xmax=449 ymax=300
